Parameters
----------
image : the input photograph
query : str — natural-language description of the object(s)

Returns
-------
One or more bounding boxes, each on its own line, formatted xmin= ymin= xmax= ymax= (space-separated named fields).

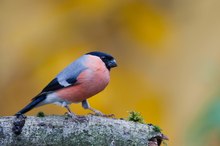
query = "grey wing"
xmin=40 ymin=55 xmax=88 ymax=93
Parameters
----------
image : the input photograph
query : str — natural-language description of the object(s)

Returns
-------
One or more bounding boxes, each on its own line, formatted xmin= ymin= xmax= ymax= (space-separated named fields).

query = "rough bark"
xmin=0 ymin=115 xmax=167 ymax=146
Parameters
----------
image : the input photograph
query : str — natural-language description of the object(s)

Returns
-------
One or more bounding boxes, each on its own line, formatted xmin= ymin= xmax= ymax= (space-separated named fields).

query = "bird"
xmin=15 ymin=51 xmax=117 ymax=118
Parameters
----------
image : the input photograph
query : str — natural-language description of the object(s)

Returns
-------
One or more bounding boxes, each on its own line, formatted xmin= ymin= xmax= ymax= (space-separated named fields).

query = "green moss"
xmin=36 ymin=111 xmax=45 ymax=117
xmin=127 ymin=111 xmax=164 ymax=134
xmin=127 ymin=111 xmax=145 ymax=124
xmin=153 ymin=125 xmax=162 ymax=132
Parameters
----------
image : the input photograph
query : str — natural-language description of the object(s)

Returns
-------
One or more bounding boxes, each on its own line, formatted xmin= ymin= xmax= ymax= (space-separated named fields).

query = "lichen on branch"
xmin=0 ymin=115 xmax=167 ymax=146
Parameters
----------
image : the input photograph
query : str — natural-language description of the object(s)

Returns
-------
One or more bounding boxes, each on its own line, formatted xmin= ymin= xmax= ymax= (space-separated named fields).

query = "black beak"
xmin=108 ymin=59 xmax=117 ymax=68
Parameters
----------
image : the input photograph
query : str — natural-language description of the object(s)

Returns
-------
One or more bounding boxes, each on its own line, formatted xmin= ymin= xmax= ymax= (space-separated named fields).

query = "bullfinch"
xmin=15 ymin=51 xmax=117 ymax=118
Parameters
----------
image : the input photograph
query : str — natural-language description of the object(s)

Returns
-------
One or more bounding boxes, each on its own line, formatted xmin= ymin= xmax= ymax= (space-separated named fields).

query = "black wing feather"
xmin=41 ymin=77 xmax=77 ymax=93
xmin=41 ymin=78 xmax=65 ymax=93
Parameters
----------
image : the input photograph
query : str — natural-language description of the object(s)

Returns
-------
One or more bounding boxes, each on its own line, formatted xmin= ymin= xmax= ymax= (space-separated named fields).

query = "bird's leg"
xmin=82 ymin=100 xmax=103 ymax=116
xmin=88 ymin=107 xmax=104 ymax=116
xmin=64 ymin=105 xmax=77 ymax=118
xmin=64 ymin=105 xmax=87 ymax=122
xmin=82 ymin=100 xmax=114 ymax=117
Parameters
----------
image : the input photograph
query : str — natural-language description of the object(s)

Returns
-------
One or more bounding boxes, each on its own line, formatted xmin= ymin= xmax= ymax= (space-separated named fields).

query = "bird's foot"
xmin=89 ymin=111 xmax=115 ymax=118
xmin=93 ymin=110 xmax=104 ymax=116
xmin=103 ymin=113 xmax=115 ymax=118
xmin=65 ymin=112 xmax=88 ymax=122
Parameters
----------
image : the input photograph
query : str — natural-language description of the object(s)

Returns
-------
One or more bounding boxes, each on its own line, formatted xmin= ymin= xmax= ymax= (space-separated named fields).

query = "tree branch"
xmin=0 ymin=115 xmax=167 ymax=146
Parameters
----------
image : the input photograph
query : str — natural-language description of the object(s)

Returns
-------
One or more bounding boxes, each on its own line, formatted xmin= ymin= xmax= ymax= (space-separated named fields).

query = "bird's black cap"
xmin=86 ymin=51 xmax=117 ymax=70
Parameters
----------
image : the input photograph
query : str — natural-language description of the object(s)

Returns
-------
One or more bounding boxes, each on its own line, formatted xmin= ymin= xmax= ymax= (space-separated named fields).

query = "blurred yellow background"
xmin=1 ymin=0 xmax=220 ymax=145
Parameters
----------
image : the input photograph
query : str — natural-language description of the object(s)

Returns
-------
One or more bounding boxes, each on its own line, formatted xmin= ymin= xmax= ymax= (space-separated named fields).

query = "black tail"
xmin=15 ymin=94 xmax=46 ymax=116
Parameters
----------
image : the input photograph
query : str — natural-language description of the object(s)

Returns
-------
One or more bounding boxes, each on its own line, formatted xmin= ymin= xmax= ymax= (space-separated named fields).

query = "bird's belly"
xmin=57 ymin=69 xmax=110 ymax=103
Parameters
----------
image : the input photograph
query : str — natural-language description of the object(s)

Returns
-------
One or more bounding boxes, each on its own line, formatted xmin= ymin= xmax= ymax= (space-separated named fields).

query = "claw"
xmin=89 ymin=112 xmax=115 ymax=118
xmin=66 ymin=112 xmax=88 ymax=122
xmin=93 ymin=110 xmax=104 ymax=116
xmin=103 ymin=114 xmax=115 ymax=118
